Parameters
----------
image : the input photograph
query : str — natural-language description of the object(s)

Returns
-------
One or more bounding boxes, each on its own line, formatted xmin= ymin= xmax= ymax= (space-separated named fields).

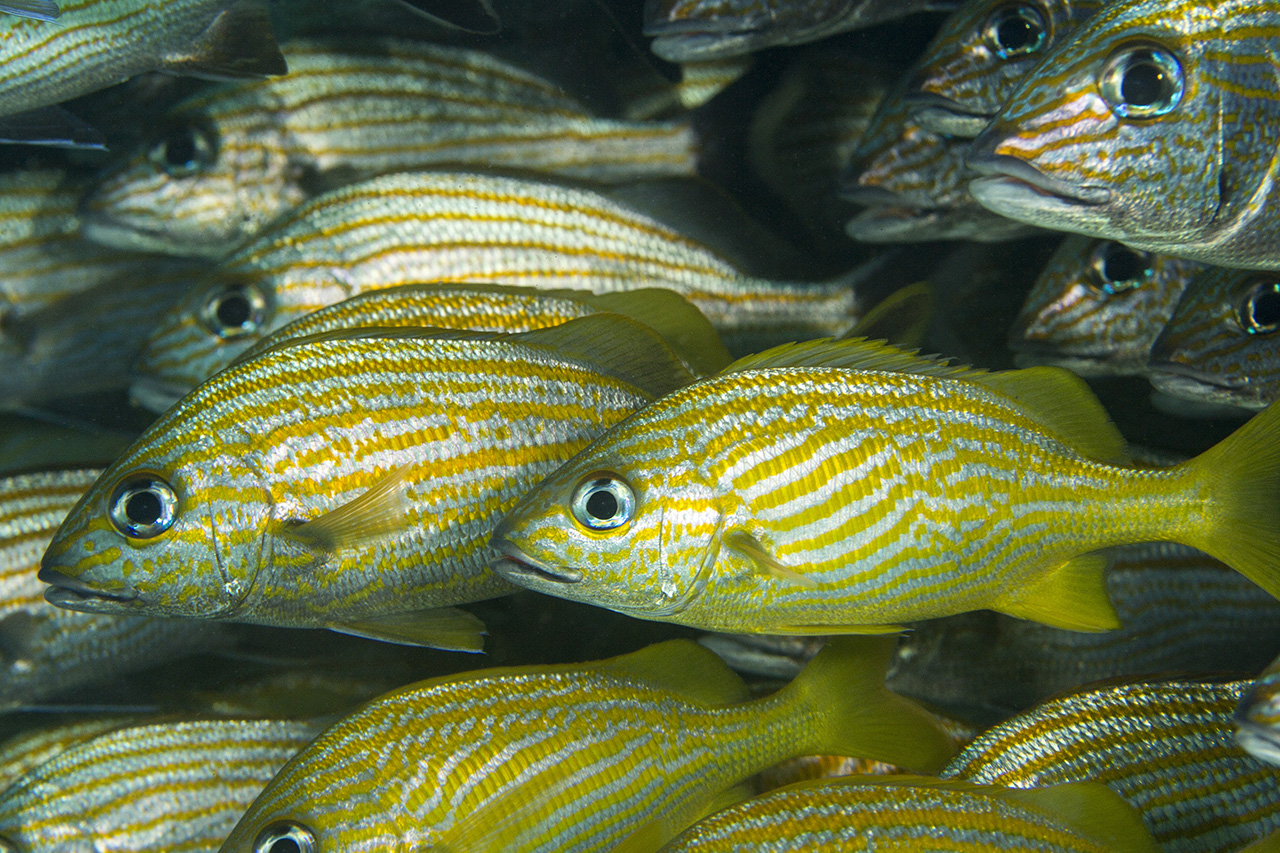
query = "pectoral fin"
xmin=275 ymin=463 xmax=414 ymax=554
xmin=392 ymin=0 xmax=500 ymax=33
xmin=0 ymin=0 xmax=58 ymax=21
xmin=725 ymin=529 xmax=818 ymax=588
xmin=0 ymin=106 xmax=104 ymax=149
xmin=329 ymin=607 xmax=486 ymax=651
xmin=995 ymin=553 xmax=1120 ymax=631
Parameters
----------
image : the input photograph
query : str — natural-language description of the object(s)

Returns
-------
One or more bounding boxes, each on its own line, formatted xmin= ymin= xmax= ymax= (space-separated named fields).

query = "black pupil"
xmin=267 ymin=840 xmax=301 ymax=853
xmin=215 ymin=291 xmax=252 ymax=328
xmin=125 ymin=489 xmax=162 ymax=526
xmin=1121 ymin=57 xmax=1168 ymax=106
xmin=1251 ymin=286 xmax=1280 ymax=328
xmin=996 ymin=13 xmax=1039 ymax=51
xmin=163 ymin=128 xmax=197 ymax=168
xmin=1101 ymin=245 xmax=1141 ymax=283
xmin=585 ymin=488 xmax=618 ymax=521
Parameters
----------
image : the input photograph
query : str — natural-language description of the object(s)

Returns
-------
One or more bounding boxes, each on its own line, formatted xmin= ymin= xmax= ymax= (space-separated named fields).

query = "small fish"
xmin=944 ymin=678 xmax=1280 ymax=851
xmin=1011 ymin=237 xmax=1205 ymax=376
xmin=41 ymin=316 xmax=697 ymax=649
xmin=81 ymin=39 xmax=702 ymax=257
xmin=1147 ymin=267 xmax=1280 ymax=413
xmin=1237 ymin=653 xmax=1280 ymax=767
xmin=658 ymin=775 xmax=1158 ymax=852
xmin=644 ymin=0 xmax=957 ymax=61
xmin=216 ymin=637 xmax=956 ymax=853
xmin=966 ymin=0 xmax=1280 ymax=269
xmin=0 ymin=0 xmax=286 ymax=149
xmin=492 ymin=337 xmax=1280 ymax=636
xmin=129 ymin=170 xmax=872 ymax=412
xmin=0 ymin=716 xmax=322 ymax=853
xmin=903 ymin=0 xmax=1107 ymax=137
xmin=1 ymin=468 xmax=230 ymax=713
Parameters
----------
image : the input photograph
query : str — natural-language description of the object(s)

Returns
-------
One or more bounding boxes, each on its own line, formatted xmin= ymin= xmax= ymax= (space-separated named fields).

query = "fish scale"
xmin=81 ymin=39 xmax=700 ymax=256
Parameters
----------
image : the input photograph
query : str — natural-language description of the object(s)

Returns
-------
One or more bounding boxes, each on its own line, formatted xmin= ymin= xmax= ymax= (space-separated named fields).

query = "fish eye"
xmin=201 ymin=283 xmax=267 ymax=339
xmin=1239 ymin=278 xmax=1280 ymax=335
xmin=108 ymin=473 xmax=177 ymax=539
xmin=1099 ymin=45 xmax=1184 ymax=118
xmin=570 ymin=473 xmax=635 ymax=531
xmin=149 ymin=121 xmax=216 ymax=177
xmin=1087 ymin=241 xmax=1151 ymax=295
xmin=982 ymin=3 xmax=1048 ymax=59
xmin=253 ymin=820 xmax=317 ymax=853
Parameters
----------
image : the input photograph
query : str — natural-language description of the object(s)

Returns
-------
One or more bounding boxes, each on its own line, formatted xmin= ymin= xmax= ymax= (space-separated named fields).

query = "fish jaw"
xmin=38 ymin=567 xmax=140 ymax=614
xmin=967 ymin=147 xmax=1112 ymax=232
xmin=905 ymin=92 xmax=992 ymax=138
xmin=489 ymin=539 xmax=585 ymax=587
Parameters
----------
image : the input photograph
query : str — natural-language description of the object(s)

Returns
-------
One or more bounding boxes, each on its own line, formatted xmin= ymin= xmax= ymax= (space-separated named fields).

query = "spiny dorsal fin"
xmin=594 ymin=639 xmax=752 ymax=706
xmin=719 ymin=336 xmax=983 ymax=380
xmin=588 ymin=289 xmax=732 ymax=376
xmin=162 ymin=0 xmax=287 ymax=80
xmin=275 ymin=463 xmax=413 ymax=554
xmin=328 ymin=606 xmax=485 ymax=652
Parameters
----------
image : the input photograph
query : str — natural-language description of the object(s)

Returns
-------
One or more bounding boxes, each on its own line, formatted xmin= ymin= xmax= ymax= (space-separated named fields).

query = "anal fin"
xmin=329 ymin=607 xmax=486 ymax=651
xmin=995 ymin=553 xmax=1120 ymax=631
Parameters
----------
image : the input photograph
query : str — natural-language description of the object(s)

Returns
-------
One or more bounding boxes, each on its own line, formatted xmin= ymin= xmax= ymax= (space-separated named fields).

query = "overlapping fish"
xmin=217 ymin=637 xmax=955 ymax=853
xmin=493 ymin=337 xmax=1280 ymax=635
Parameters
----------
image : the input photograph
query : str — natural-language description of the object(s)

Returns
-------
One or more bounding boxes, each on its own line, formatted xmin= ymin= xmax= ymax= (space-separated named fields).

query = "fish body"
xmin=130 ymin=170 xmax=866 ymax=411
xmin=1011 ymin=237 xmax=1204 ymax=376
xmin=1148 ymin=267 xmax=1280 ymax=412
xmin=1238 ymin=653 xmax=1280 ymax=767
xmin=0 ymin=717 xmax=321 ymax=853
xmin=81 ymin=39 xmax=700 ymax=257
xmin=216 ymin=637 xmax=956 ymax=853
xmin=966 ymin=0 xmax=1280 ymax=269
xmin=0 ymin=716 xmax=137 ymax=789
xmin=644 ymin=0 xmax=956 ymax=61
xmin=944 ymin=679 xmax=1280 ymax=852
xmin=658 ymin=775 xmax=1158 ymax=852
xmin=0 ymin=0 xmax=285 ymax=147
xmin=41 ymin=317 xmax=693 ymax=649
xmin=1 ymin=468 xmax=227 ymax=712
xmin=492 ymin=338 xmax=1280 ymax=635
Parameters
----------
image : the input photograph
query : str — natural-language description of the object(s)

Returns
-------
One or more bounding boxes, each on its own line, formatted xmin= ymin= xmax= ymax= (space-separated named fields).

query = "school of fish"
xmin=4 ymin=0 xmax=1280 ymax=851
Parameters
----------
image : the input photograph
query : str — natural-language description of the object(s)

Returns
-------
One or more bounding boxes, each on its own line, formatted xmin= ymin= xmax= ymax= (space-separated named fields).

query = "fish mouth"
xmin=38 ymin=567 xmax=139 ymax=613
xmin=128 ymin=375 xmax=189 ymax=414
xmin=967 ymin=153 xmax=1112 ymax=209
xmin=1146 ymin=363 xmax=1264 ymax=411
xmin=904 ymin=92 xmax=993 ymax=137
xmin=490 ymin=541 xmax=584 ymax=585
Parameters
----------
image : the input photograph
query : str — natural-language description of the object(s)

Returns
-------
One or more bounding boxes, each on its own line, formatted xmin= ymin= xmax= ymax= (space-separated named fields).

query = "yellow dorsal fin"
xmin=328 ymin=606 xmax=486 ymax=652
xmin=995 ymin=553 xmax=1121 ymax=632
xmin=1238 ymin=830 xmax=1280 ymax=853
xmin=594 ymin=639 xmax=752 ymax=706
xmin=725 ymin=529 xmax=818 ymax=588
xmin=968 ymin=366 xmax=1130 ymax=464
xmin=588 ymin=289 xmax=732 ymax=376
xmin=516 ymin=314 xmax=697 ymax=398
xmin=841 ymin=282 xmax=935 ymax=349
xmin=274 ymin=463 xmax=414 ymax=553
xmin=996 ymin=780 xmax=1159 ymax=852
xmin=718 ymin=336 xmax=983 ymax=380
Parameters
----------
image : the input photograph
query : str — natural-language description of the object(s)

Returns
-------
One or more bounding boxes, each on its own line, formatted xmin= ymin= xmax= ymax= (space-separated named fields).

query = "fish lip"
xmin=1011 ymin=346 xmax=1128 ymax=376
xmin=1146 ymin=357 xmax=1247 ymax=392
xmin=38 ymin=567 xmax=139 ymax=611
xmin=967 ymin=153 xmax=1112 ymax=207
xmin=904 ymin=92 xmax=993 ymax=137
xmin=128 ymin=375 xmax=189 ymax=414
xmin=489 ymin=541 xmax=584 ymax=585
xmin=838 ymin=185 xmax=924 ymax=209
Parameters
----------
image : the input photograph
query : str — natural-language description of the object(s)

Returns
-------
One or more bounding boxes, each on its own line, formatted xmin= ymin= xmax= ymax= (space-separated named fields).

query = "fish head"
xmin=1235 ymin=656 xmax=1280 ymax=766
xmin=644 ymin=0 xmax=861 ymax=60
xmin=38 ymin=412 xmax=273 ymax=620
xmin=1011 ymin=236 xmax=1196 ymax=374
xmin=906 ymin=0 xmax=1107 ymax=136
xmin=1148 ymin=266 xmax=1280 ymax=410
xmin=968 ymin=1 xmax=1250 ymax=255
xmin=80 ymin=109 xmax=298 ymax=257
xmin=130 ymin=269 xmax=282 ymax=413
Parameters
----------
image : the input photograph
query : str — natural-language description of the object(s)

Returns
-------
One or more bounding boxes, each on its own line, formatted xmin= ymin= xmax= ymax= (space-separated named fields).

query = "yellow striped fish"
xmin=0 ymin=0 xmax=285 ymax=148
xmin=41 ymin=316 xmax=695 ymax=649
xmin=0 ymin=716 xmax=137 ymax=790
xmin=81 ymin=39 xmax=701 ymax=257
xmin=492 ymin=337 xmax=1280 ymax=635
xmin=216 ymin=637 xmax=956 ymax=853
xmin=657 ymin=776 xmax=1158 ymax=852
xmin=0 ymin=716 xmax=322 ymax=853
xmin=943 ymin=678 xmax=1280 ymax=851
xmin=129 ymin=170 xmax=870 ymax=412
xmin=1 ymin=468 xmax=228 ymax=713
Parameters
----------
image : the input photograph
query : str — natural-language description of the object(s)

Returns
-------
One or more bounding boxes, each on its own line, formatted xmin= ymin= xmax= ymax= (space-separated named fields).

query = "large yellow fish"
xmin=492 ymin=338 xmax=1280 ymax=635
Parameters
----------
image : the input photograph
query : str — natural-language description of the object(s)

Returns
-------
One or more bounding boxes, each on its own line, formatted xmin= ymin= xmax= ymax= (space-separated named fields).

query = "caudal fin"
xmin=1183 ymin=401 xmax=1280 ymax=600
xmin=777 ymin=635 xmax=957 ymax=774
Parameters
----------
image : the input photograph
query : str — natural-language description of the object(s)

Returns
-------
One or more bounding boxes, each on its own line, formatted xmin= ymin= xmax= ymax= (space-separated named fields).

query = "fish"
xmin=644 ymin=0 xmax=958 ymax=61
xmin=0 ymin=716 xmax=322 ymax=853
xmin=657 ymin=775 xmax=1158 ymax=852
xmin=216 ymin=637 xmax=956 ymax=853
xmin=1147 ymin=266 xmax=1280 ymax=413
xmin=965 ymin=0 xmax=1280 ymax=269
xmin=1237 ymin=653 xmax=1280 ymax=767
xmin=619 ymin=55 xmax=755 ymax=120
xmin=0 ymin=0 xmax=287 ymax=149
xmin=230 ymin=284 xmax=732 ymax=378
xmin=81 ymin=39 xmax=703 ymax=257
xmin=943 ymin=678 xmax=1280 ymax=851
xmin=0 ymin=716 xmax=137 ymax=790
xmin=492 ymin=337 xmax=1280 ymax=636
xmin=1 ymin=468 xmax=231 ymax=713
xmin=129 ymin=170 xmax=873 ymax=412
xmin=40 ymin=316 xmax=698 ymax=649
xmin=1011 ymin=236 xmax=1205 ymax=376
xmin=903 ymin=0 xmax=1107 ymax=137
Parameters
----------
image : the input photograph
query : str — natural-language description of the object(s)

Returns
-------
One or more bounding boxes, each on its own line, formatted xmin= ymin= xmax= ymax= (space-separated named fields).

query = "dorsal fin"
xmin=587 ymin=289 xmax=732 ymax=376
xmin=719 ymin=336 xmax=983 ymax=380
xmin=593 ymin=639 xmax=751 ymax=706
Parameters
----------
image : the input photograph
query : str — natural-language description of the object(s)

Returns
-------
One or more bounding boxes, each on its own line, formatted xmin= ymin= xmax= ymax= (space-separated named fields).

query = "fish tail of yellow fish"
xmin=1178 ymin=401 xmax=1280 ymax=601
xmin=765 ymin=635 xmax=958 ymax=775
